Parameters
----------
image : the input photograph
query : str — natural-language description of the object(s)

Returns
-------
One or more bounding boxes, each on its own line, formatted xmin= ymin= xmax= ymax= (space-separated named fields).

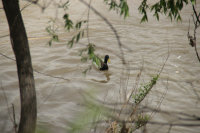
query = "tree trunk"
xmin=2 ymin=0 xmax=37 ymax=133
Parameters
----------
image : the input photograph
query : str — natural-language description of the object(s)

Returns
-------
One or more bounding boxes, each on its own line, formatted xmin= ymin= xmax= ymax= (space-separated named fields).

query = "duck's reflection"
xmin=90 ymin=71 xmax=111 ymax=83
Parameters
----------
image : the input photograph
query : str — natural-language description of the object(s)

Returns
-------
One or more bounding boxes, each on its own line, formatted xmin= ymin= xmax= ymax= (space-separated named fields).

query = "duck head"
xmin=104 ymin=55 xmax=110 ymax=63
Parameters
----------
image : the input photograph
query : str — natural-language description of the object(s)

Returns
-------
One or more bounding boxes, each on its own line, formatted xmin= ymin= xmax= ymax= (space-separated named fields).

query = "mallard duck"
xmin=100 ymin=55 xmax=110 ymax=71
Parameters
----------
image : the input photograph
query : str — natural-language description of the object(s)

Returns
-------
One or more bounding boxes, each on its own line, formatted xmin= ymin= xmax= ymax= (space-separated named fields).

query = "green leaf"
xmin=92 ymin=55 xmax=101 ymax=68
xmin=177 ymin=14 xmax=182 ymax=21
xmin=48 ymin=39 xmax=52 ymax=46
xmin=88 ymin=44 xmax=95 ymax=55
xmin=76 ymin=32 xmax=81 ymax=43
xmin=168 ymin=12 xmax=172 ymax=21
xmin=67 ymin=37 xmax=75 ymax=48
xmin=141 ymin=14 xmax=148 ymax=23
xmin=153 ymin=12 xmax=159 ymax=20
xmin=67 ymin=30 xmax=85 ymax=48
xmin=52 ymin=34 xmax=59 ymax=42
xmin=104 ymin=0 xmax=129 ymax=19
xmin=191 ymin=0 xmax=196 ymax=5
xmin=63 ymin=14 xmax=73 ymax=31
xmin=45 ymin=20 xmax=59 ymax=46
xmin=75 ymin=20 xmax=87 ymax=30
xmin=133 ymin=75 xmax=159 ymax=104
xmin=184 ymin=0 xmax=189 ymax=4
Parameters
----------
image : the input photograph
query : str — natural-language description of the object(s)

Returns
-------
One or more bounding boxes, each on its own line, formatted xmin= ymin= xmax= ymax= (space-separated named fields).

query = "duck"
xmin=100 ymin=55 xmax=110 ymax=71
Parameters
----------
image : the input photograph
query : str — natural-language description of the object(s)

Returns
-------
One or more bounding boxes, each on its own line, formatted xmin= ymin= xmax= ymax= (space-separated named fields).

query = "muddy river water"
xmin=0 ymin=0 xmax=200 ymax=133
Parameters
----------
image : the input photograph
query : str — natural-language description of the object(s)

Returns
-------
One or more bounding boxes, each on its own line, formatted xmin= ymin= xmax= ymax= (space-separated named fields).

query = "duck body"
xmin=100 ymin=55 xmax=110 ymax=71
xmin=100 ymin=63 xmax=108 ymax=71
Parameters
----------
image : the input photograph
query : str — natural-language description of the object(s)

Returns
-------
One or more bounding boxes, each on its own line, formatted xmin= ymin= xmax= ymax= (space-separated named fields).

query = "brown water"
xmin=0 ymin=0 xmax=200 ymax=133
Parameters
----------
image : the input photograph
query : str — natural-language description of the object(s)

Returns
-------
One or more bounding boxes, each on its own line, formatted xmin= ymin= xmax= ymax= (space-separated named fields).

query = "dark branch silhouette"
xmin=188 ymin=5 xmax=200 ymax=62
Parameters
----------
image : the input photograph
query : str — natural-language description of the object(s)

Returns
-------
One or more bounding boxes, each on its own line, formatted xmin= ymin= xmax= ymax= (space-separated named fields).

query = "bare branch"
xmin=12 ymin=104 xmax=17 ymax=133
xmin=0 ymin=34 xmax=9 ymax=38
xmin=86 ymin=0 xmax=92 ymax=44
xmin=167 ymin=125 xmax=172 ymax=133
xmin=0 ymin=83 xmax=18 ymax=132
xmin=192 ymin=5 xmax=200 ymax=24
xmin=188 ymin=6 xmax=200 ymax=62
xmin=1 ymin=83 xmax=14 ymax=123
xmin=0 ymin=52 xmax=70 ymax=81
xmin=194 ymin=42 xmax=200 ymax=62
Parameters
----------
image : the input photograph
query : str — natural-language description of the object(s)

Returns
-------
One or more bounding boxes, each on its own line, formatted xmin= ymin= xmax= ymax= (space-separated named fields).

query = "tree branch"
xmin=192 ymin=5 xmax=200 ymax=24
xmin=188 ymin=5 xmax=200 ymax=62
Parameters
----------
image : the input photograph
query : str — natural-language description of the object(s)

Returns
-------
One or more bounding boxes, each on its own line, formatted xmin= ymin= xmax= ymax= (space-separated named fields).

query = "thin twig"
xmin=118 ymin=60 xmax=144 ymax=117
xmin=0 ymin=52 xmax=70 ymax=81
xmin=150 ymin=78 xmax=169 ymax=119
xmin=25 ymin=0 xmax=46 ymax=10
xmin=1 ymin=83 xmax=14 ymax=123
xmin=124 ymin=68 xmax=130 ymax=102
xmin=194 ymin=42 xmax=200 ymax=62
xmin=0 ymin=53 xmax=15 ymax=61
xmin=94 ymin=119 xmax=200 ymax=127
xmin=149 ymin=47 xmax=170 ymax=118
xmin=34 ymin=69 xmax=70 ymax=81
xmin=86 ymin=0 xmax=92 ymax=44
xmin=0 ymin=34 xmax=9 ymax=38
xmin=188 ymin=6 xmax=200 ymax=62
xmin=1 ymin=83 xmax=18 ymax=133
xmin=12 ymin=104 xmax=17 ymax=133
xmin=191 ymin=83 xmax=200 ymax=102
xmin=167 ymin=124 xmax=172 ymax=133
xmin=20 ymin=3 xmax=32 ymax=11
xmin=192 ymin=5 xmax=200 ymax=24
xmin=158 ymin=47 xmax=170 ymax=76
xmin=147 ymin=121 xmax=200 ymax=127
xmin=141 ymin=106 xmax=200 ymax=120
xmin=37 ymin=76 xmax=60 ymax=109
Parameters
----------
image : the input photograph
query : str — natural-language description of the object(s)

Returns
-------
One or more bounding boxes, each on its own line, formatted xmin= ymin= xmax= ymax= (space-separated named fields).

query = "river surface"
xmin=0 ymin=0 xmax=200 ymax=133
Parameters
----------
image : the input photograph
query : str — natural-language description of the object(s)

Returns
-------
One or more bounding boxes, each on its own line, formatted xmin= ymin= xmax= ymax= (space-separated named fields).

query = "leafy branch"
xmin=63 ymin=14 xmax=73 ymax=31
xmin=62 ymin=12 xmax=102 ymax=73
xmin=139 ymin=0 xmax=149 ymax=22
xmin=63 ymin=13 xmax=88 ymax=47
xmin=135 ymin=114 xmax=150 ymax=129
xmin=67 ymin=30 xmax=85 ymax=47
xmin=187 ymin=4 xmax=200 ymax=62
xmin=79 ymin=43 xmax=103 ymax=74
xmin=133 ymin=75 xmax=159 ymax=105
xmin=57 ymin=0 xmax=70 ymax=10
xmin=139 ymin=0 xmax=195 ymax=22
xmin=45 ymin=19 xmax=59 ymax=46
xmin=45 ymin=1 xmax=71 ymax=46
xmin=104 ymin=0 xmax=129 ymax=18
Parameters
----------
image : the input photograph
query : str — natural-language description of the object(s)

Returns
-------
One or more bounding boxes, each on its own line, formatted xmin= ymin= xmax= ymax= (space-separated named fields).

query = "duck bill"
xmin=108 ymin=58 xmax=111 ymax=63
